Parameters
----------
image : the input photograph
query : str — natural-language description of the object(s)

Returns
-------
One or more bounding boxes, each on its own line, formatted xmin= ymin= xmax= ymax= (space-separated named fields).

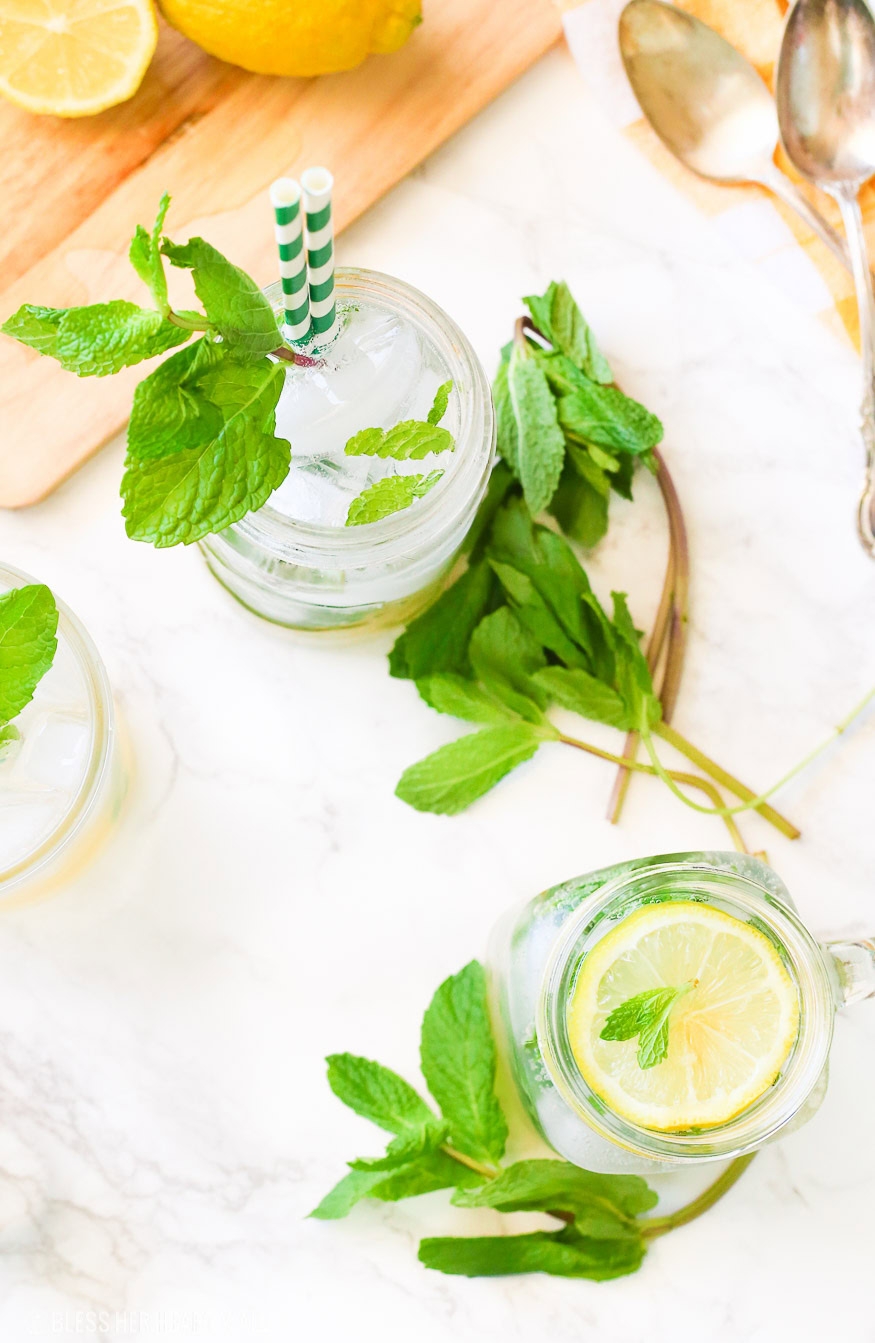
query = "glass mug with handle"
xmin=488 ymin=851 xmax=874 ymax=1174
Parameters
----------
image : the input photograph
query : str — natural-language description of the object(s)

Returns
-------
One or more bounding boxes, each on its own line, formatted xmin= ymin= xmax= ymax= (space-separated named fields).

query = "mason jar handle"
xmin=823 ymin=936 xmax=875 ymax=1007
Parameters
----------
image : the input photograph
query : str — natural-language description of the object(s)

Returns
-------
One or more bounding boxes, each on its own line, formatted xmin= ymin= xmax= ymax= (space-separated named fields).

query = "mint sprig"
xmin=0 ymin=584 xmax=59 ymax=730
xmin=1 ymin=194 xmax=312 ymax=551
xmin=314 ymin=959 xmax=755 ymax=1279
xmin=600 ymin=984 xmax=694 ymax=1070
xmin=496 ymin=281 xmax=663 ymax=543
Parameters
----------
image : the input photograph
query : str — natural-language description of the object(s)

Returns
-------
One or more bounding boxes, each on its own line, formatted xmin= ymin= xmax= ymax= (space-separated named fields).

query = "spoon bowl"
xmin=619 ymin=0 xmax=779 ymax=183
xmin=777 ymin=0 xmax=875 ymax=188
xmin=619 ymin=0 xmax=852 ymax=263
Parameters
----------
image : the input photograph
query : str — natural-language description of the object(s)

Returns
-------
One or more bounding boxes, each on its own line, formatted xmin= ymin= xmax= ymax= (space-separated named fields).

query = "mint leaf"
xmin=161 ymin=236 xmax=281 ymax=358
xmin=344 ymin=380 xmax=454 ymax=463
xmin=452 ymin=1159 xmax=656 ymax=1237
xmin=531 ymin=666 xmax=633 ymax=730
xmin=129 ymin=192 xmax=172 ymax=312
xmin=121 ymin=353 xmax=289 ymax=547
xmin=600 ymin=984 xmax=693 ymax=1069
xmin=126 ymin=340 xmax=223 ymax=460
xmin=3 ymin=300 xmax=188 ymax=376
xmin=420 ymin=961 xmax=508 ymax=1166
xmin=344 ymin=422 xmax=453 ymax=461
xmin=549 ymin=463 xmax=609 ymax=548
xmin=419 ymin=1227 xmax=645 ymax=1280
xmin=55 ymin=302 xmax=189 ymax=377
xmin=427 ymin=379 xmax=453 ymax=425
xmin=395 ymin=723 xmax=546 ymax=814
xmin=488 ymin=500 xmax=597 ymax=660
xmin=0 ymin=584 xmax=59 ymax=723
xmin=493 ymin=353 xmax=520 ymax=475
xmin=507 ymin=345 xmax=565 ymax=514
xmin=389 ymin=561 xmax=496 ymax=681
xmin=469 ymin=608 xmax=549 ymax=721
xmin=558 ymin=384 xmax=663 ymax=456
xmin=311 ymin=1151 xmax=476 ymax=1220
xmin=325 ymin=1053 xmax=436 ymax=1135
xmin=488 ymin=558 xmax=589 ymax=670
xmin=364 ymin=1151 xmax=481 ymax=1199
xmin=345 ymin=470 xmax=442 ymax=526
xmin=417 ymin=673 xmax=522 ymax=725
xmin=349 ymin=1119 xmax=450 ymax=1171
xmin=1 ymin=304 xmax=65 ymax=358
xmin=605 ymin=591 xmax=660 ymax=728
xmin=309 ymin=1168 xmax=390 ymax=1219
xmin=524 ymin=281 xmax=613 ymax=384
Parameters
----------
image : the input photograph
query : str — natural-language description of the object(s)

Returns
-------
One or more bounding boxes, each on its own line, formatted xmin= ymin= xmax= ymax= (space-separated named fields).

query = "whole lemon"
xmin=158 ymin=0 xmax=423 ymax=76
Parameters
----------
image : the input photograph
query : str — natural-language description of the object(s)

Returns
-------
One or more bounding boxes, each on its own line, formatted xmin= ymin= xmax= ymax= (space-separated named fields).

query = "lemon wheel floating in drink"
xmin=489 ymin=853 xmax=875 ymax=1174
xmin=567 ymin=902 xmax=800 ymax=1131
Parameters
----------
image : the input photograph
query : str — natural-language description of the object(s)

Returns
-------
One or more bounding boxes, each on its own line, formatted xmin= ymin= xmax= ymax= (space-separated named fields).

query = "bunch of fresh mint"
xmin=0 ymin=584 xmax=59 ymax=755
xmin=384 ymin=283 xmax=810 ymax=848
xmin=389 ymin=479 xmax=797 ymax=843
xmin=2 ymin=195 xmax=456 ymax=544
xmin=314 ymin=960 xmax=747 ymax=1279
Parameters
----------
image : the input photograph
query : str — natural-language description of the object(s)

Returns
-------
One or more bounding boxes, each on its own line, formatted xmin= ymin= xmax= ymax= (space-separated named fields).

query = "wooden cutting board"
xmin=0 ymin=0 xmax=561 ymax=508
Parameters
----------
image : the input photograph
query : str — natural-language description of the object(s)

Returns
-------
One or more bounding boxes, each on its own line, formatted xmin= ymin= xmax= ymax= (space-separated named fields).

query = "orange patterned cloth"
xmin=559 ymin=0 xmax=875 ymax=349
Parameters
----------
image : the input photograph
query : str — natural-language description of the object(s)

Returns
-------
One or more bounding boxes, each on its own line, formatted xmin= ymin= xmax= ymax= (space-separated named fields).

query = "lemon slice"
xmin=0 ymin=0 xmax=157 ymax=117
xmin=568 ymin=901 xmax=800 ymax=1131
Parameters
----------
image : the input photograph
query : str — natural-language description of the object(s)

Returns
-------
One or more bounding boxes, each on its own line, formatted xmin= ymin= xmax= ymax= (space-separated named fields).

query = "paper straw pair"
xmin=269 ymin=167 xmax=337 ymax=346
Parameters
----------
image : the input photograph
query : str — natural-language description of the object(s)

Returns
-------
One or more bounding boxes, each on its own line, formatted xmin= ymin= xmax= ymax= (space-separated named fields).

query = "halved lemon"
xmin=0 ymin=0 xmax=157 ymax=117
xmin=568 ymin=901 xmax=800 ymax=1131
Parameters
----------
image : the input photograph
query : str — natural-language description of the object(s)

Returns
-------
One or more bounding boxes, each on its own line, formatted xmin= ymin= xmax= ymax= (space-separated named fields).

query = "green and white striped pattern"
xmin=270 ymin=177 xmax=310 ymax=342
xmin=301 ymin=166 xmax=337 ymax=343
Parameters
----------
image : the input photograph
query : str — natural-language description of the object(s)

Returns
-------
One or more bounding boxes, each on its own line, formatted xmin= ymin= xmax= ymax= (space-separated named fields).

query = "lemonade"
xmin=199 ymin=269 xmax=495 ymax=630
xmin=489 ymin=852 xmax=874 ymax=1174
xmin=0 ymin=565 xmax=123 ymax=905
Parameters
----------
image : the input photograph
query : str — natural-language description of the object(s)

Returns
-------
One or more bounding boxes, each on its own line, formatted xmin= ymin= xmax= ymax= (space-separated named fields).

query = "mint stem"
xmin=654 ymin=723 xmax=801 ymax=839
xmin=608 ymin=447 xmax=690 ymax=825
xmin=558 ymin=734 xmax=748 ymax=852
xmin=167 ymin=311 xmax=209 ymax=333
xmin=640 ymin=1153 xmax=756 ymax=1240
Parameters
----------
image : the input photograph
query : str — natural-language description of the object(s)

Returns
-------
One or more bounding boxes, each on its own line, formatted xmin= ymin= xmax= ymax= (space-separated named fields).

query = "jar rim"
xmin=536 ymin=854 xmax=836 ymax=1162
xmin=229 ymin=268 xmax=495 ymax=565
xmin=0 ymin=563 xmax=115 ymax=896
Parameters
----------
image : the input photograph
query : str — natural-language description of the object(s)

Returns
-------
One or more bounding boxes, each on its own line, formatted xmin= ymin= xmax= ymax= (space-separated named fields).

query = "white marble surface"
xmin=2 ymin=41 xmax=875 ymax=1343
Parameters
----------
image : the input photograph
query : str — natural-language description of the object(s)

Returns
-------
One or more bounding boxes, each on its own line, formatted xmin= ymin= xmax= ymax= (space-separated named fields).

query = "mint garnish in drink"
xmin=343 ymin=378 xmax=455 ymax=525
xmin=0 ymin=196 xmax=456 ymax=546
xmin=0 ymin=584 xmax=59 ymax=749
xmin=600 ymin=984 xmax=694 ymax=1069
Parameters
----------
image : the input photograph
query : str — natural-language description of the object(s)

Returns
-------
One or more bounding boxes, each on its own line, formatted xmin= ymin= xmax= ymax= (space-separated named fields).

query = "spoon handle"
xmin=836 ymin=192 xmax=875 ymax=556
xmin=761 ymin=165 xmax=853 ymax=271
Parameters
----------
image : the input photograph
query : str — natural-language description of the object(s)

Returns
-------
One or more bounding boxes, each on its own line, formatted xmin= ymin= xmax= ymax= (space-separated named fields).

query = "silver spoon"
xmin=619 ymin=0 xmax=852 ymax=268
xmin=777 ymin=0 xmax=875 ymax=556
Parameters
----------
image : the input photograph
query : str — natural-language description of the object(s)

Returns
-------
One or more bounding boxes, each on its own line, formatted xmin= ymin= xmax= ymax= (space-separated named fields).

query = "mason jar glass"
xmin=199 ymin=269 xmax=495 ymax=631
xmin=0 ymin=564 xmax=125 ymax=907
xmin=488 ymin=851 xmax=875 ymax=1174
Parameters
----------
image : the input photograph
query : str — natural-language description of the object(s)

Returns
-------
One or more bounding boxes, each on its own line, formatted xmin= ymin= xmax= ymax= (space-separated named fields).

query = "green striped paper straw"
xmin=301 ymin=166 xmax=337 ymax=343
xmin=270 ymin=177 xmax=310 ymax=342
